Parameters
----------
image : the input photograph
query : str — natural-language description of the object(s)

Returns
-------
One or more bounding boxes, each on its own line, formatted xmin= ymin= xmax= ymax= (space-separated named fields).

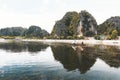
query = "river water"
xmin=0 ymin=42 xmax=120 ymax=80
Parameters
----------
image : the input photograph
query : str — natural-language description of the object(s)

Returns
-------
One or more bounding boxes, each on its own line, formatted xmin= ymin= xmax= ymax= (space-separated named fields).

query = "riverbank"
xmin=22 ymin=39 xmax=120 ymax=46
xmin=0 ymin=38 xmax=120 ymax=46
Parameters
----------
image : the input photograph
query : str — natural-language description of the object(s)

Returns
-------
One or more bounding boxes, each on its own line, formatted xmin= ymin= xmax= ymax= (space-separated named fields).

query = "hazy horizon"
xmin=0 ymin=0 xmax=120 ymax=33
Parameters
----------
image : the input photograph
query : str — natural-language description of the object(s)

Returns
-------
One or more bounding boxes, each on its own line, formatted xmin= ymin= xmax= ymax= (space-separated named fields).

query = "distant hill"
xmin=51 ymin=10 xmax=97 ymax=38
xmin=0 ymin=27 xmax=27 ymax=36
xmin=23 ymin=25 xmax=49 ymax=37
xmin=0 ymin=26 xmax=49 ymax=38
xmin=98 ymin=16 xmax=120 ymax=36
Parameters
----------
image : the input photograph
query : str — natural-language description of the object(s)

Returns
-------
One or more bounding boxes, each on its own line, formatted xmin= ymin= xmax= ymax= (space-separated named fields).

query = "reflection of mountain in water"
xmin=51 ymin=44 xmax=120 ymax=74
xmin=96 ymin=45 xmax=120 ymax=68
xmin=0 ymin=42 xmax=49 ymax=52
xmin=51 ymin=45 xmax=96 ymax=74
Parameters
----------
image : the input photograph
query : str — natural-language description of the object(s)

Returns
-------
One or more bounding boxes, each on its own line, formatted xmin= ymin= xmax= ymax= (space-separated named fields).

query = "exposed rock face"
xmin=51 ymin=10 xmax=97 ymax=38
xmin=98 ymin=16 xmax=120 ymax=35
xmin=77 ymin=11 xmax=97 ymax=37
xmin=77 ymin=21 xmax=83 ymax=37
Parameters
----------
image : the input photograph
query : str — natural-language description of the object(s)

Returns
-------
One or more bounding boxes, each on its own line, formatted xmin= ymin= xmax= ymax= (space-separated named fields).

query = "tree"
xmin=111 ymin=30 xmax=118 ymax=39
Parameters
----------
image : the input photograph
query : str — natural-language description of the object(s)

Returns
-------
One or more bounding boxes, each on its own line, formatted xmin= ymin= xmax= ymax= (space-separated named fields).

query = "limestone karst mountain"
xmin=51 ymin=10 xmax=97 ymax=38
xmin=98 ymin=16 xmax=120 ymax=36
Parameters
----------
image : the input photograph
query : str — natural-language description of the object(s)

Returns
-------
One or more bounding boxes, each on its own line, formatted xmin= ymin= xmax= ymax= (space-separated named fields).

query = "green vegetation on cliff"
xmin=51 ymin=11 xmax=80 ymax=38
xmin=97 ymin=16 xmax=120 ymax=39
xmin=98 ymin=17 xmax=120 ymax=36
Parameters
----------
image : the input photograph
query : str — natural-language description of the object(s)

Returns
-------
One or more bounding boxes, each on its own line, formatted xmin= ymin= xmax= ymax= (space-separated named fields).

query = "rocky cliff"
xmin=51 ymin=10 xmax=97 ymax=38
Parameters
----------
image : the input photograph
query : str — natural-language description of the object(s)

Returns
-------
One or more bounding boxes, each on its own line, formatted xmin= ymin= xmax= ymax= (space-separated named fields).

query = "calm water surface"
xmin=0 ymin=42 xmax=120 ymax=80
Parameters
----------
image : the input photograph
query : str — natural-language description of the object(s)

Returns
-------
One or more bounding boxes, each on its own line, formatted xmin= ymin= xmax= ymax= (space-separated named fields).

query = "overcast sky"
xmin=0 ymin=0 xmax=120 ymax=33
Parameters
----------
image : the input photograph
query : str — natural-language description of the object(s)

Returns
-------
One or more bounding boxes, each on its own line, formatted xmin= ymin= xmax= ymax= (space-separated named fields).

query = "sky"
xmin=0 ymin=0 xmax=120 ymax=33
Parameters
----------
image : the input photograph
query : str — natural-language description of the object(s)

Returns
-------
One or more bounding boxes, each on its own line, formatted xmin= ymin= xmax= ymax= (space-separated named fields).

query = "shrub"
xmin=111 ymin=30 xmax=118 ymax=39
xmin=66 ymin=36 xmax=73 ymax=39
xmin=94 ymin=35 xmax=100 ymax=40
xmin=60 ymin=36 xmax=64 ymax=39
xmin=77 ymin=36 xmax=84 ymax=39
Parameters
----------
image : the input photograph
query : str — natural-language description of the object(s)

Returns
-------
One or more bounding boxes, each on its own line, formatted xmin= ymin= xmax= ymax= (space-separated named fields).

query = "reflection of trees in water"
xmin=0 ymin=42 xmax=49 ymax=53
xmin=51 ymin=44 xmax=120 ymax=74
xmin=0 ymin=42 xmax=26 ymax=52
xmin=27 ymin=42 xmax=49 ymax=52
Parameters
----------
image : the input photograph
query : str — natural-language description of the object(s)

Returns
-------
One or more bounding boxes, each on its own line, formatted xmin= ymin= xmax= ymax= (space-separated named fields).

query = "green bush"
xmin=66 ymin=36 xmax=73 ymax=39
xmin=94 ymin=35 xmax=100 ymax=40
xmin=77 ymin=36 xmax=84 ymax=39
xmin=111 ymin=30 xmax=118 ymax=39
xmin=106 ymin=35 xmax=112 ymax=40
xmin=60 ymin=36 xmax=64 ymax=39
